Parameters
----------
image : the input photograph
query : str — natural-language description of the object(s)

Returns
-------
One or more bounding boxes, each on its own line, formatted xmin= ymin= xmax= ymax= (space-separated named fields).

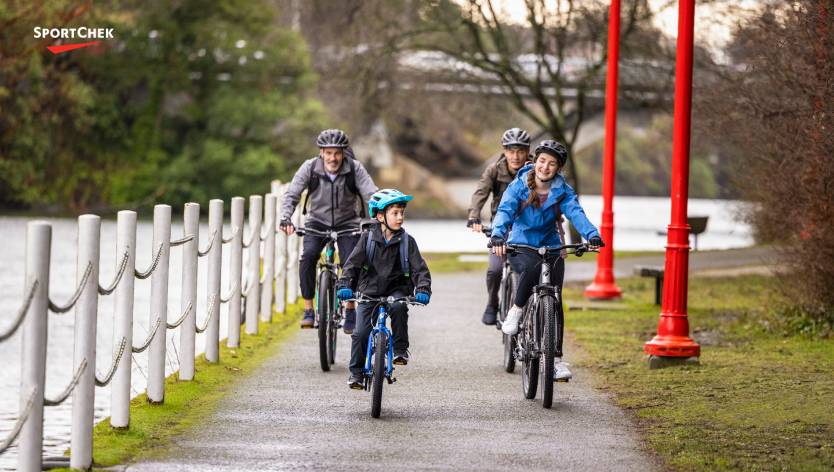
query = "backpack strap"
xmin=345 ymin=158 xmax=366 ymax=218
xmin=362 ymin=232 xmax=375 ymax=272
xmin=302 ymin=161 xmax=321 ymax=216
xmin=399 ymin=231 xmax=410 ymax=277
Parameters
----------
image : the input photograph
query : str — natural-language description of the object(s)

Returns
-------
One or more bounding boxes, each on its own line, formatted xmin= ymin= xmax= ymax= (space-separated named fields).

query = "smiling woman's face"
xmin=320 ymin=148 xmax=344 ymax=173
xmin=534 ymin=153 xmax=560 ymax=181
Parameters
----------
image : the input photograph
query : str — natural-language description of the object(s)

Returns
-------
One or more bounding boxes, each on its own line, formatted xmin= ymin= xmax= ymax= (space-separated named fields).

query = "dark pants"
xmin=299 ymin=222 xmax=360 ymax=300
xmin=509 ymin=251 xmax=566 ymax=357
xmin=485 ymin=251 xmax=504 ymax=309
xmin=349 ymin=291 xmax=410 ymax=375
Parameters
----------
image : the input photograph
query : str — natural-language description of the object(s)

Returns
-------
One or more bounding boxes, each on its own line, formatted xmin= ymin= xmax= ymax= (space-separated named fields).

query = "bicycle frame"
xmin=364 ymin=305 xmax=394 ymax=384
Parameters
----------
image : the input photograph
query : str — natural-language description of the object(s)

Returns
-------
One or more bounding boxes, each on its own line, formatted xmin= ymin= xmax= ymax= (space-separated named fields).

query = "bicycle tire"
xmin=502 ymin=274 xmax=516 ymax=373
xmin=521 ymin=303 xmax=539 ymax=400
xmin=328 ymin=296 xmax=338 ymax=365
xmin=317 ymin=271 xmax=332 ymax=372
xmin=371 ymin=331 xmax=388 ymax=418
xmin=540 ymin=295 xmax=556 ymax=409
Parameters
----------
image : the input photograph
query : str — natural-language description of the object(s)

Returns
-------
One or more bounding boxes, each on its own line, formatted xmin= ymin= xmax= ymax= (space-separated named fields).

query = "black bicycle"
xmin=296 ymin=227 xmax=361 ymax=372
xmin=492 ymin=242 xmax=593 ymax=409
xmin=482 ymin=226 xmax=518 ymax=373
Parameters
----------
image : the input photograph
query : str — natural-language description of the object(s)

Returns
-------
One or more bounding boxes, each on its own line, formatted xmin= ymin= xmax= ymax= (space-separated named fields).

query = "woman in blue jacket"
xmin=490 ymin=140 xmax=604 ymax=381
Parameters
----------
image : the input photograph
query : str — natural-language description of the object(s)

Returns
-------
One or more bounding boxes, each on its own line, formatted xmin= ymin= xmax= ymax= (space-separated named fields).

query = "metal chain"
xmin=166 ymin=301 xmax=193 ymax=329
xmin=222 ymin=226 xmax=239 ymax=244
xmin=132 ymin=319 xmax=161 ymax=353
xmin=242 ymin=228 xmax=257 ymax=248
xmin=95 ymin=337 xmax=127 ymax=387
xmin=135 ymin=244 xmax=163 ymax=280
xmin=197 ymin=230 xmax=218 ymax=257
xmin=260 ymin=224 xmax=270 ymax=241
xmin=44 ymin=358 xmax=87 ymax=406
xmin=0 ymin=279 xmax=38 ymax=342
xmin=98 ymin=249 xmax=130 ymax=296
xmin=0 ymin=386 xmax=37 ymax=453
xmin=48 ymin=262 xmax=93 ymax=313
xmin=170 ymin=234 xmax=194 ymax=247
xmin=220 ymin=282 xmax=239 ymax=304
xmin=195 ymin=295 xmax=217 ymax=334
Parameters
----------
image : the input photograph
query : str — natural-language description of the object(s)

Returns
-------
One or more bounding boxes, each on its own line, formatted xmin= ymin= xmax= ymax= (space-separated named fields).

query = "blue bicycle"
xmin=350 ymin=293 xmax=425 ymax=418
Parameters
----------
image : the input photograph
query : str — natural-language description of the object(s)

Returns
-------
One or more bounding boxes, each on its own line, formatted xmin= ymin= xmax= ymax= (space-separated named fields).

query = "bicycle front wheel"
xmin=371 ymin=331 xmax=388 ymax=418
xmin=521 ymin=304 xmax=539 ymax=400
xmin=540 ymin=295 xmax=556 ymax=409
xmin=317 ymin=271 xmax=333 ymax=372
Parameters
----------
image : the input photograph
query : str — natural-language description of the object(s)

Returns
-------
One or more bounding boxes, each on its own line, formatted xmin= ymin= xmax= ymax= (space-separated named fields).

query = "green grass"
xmin=424 ymin=250 xmax=664 ymax=274
xmin=563 ymin=276 xmax=834 ymax=471
xmin=73 ymin=304 xmax=302 ymax=469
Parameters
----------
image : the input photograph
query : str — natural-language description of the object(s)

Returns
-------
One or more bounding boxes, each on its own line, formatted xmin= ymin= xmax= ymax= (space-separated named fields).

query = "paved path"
xmin=127 ymin=270 xmax=657 ymax=472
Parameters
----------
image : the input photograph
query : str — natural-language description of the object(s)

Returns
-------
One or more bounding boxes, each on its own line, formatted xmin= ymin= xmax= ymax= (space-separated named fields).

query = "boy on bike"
xmin=467 ymin=128 xmax=533 ymax=325
xmin=279 ymin=129 xmax=378 ymax=333
xmin=336 ymin=189 xmax=432 ymax=390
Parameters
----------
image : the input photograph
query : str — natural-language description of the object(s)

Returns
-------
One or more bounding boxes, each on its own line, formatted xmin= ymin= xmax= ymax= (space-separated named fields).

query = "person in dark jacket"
xmin=337 ymin=189 xmax=432 ymax=390
xmin=279 ymin=129 xmax=378 ymax=331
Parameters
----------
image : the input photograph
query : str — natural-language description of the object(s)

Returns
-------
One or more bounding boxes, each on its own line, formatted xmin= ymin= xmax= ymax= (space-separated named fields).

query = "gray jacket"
xmin=280 ymin=156 xmax=378 ymax=228
xmin=468 ymin=155 xmax=529 ymax=220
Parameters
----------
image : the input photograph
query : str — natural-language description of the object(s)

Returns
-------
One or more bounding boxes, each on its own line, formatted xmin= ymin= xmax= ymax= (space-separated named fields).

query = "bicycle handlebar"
xmin=295 ymin=227 xmax=362 ymax=239
xmin=344 ymin=293 xmax=426 ymax=306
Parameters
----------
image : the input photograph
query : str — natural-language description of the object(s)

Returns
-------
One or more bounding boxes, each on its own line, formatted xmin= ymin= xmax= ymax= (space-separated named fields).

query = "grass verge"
xmin=79 ymin=305 xmax=301 ymax=469
xmin=563 ymin=276 xmax=834 ymax=470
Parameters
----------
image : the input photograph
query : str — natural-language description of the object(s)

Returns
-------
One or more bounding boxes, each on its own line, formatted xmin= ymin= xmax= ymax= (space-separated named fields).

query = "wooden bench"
xmin=634 ymin=266 xmax=664 ymax=305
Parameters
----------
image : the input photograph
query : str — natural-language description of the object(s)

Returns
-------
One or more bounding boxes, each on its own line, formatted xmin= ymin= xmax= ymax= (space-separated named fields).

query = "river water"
xmin=0 ymin=195 xmax=753 ymax=468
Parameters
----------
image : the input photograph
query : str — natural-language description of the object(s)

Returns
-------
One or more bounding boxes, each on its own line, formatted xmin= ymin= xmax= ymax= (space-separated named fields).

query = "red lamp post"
xmin=585 ymin=0 xmax=623 ymax=300
xmin=644 ymin=0 xmax=700 ymax=365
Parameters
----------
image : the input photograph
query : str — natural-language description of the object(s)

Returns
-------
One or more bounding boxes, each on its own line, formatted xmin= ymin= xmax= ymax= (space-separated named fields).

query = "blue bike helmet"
xmin=368 ymin=188 xmax=413 ymax=218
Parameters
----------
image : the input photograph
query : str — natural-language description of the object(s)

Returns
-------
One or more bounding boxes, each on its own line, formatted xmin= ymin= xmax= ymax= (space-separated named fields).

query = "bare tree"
xmin=411 ymin=0 xmax=657 ymax=194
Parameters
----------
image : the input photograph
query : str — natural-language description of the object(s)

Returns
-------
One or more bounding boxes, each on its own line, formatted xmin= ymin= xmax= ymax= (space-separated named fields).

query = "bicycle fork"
xmin=363 ymin=308 xmax=396 ymax=389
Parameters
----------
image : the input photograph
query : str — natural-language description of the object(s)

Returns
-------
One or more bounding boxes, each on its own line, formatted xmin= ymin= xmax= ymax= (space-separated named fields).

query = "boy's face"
xmin=376 ymin=205 xmax=405 ymax=230
xmin=319 ymin=147 xmax=344 ymax=173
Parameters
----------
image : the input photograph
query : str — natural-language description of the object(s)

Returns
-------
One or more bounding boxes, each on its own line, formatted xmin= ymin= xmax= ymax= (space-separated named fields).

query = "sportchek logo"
xmin=34 ymin=27 xmax=115 ymax=54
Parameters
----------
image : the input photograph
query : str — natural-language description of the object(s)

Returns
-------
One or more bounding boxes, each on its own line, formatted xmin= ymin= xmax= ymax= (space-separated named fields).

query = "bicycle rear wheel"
xmin=317 ymin=271 xmax=333 ymax=372
xmin=371 ymin=331 xmax=388 ymax=418
xmin=540 ymin=295 xmax=556 ymax=409
xmin=328 ymin=301 xmax=338 ymax=365
xmin=521 ymin=303 xmax=539 ymax=400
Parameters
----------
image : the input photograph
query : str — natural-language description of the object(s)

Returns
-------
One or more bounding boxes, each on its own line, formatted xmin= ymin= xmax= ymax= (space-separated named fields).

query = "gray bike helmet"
xmin=316 ymin=129 xmax=350 ymax=148
xmin=501 ymin=127 xmax=531 ymax=148
xmin=534 ymin=140 xmax=568 ymax=166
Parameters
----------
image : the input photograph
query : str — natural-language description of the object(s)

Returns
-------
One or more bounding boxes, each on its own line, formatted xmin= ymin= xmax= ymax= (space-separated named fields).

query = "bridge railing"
xmin=0 ymin=180 xmax=303 ymax=471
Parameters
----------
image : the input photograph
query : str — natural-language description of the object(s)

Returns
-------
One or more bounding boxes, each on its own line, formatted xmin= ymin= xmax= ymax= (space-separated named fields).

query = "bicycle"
xmin=347 ymin=293 xmax=425 ymax=418
xmin=481 ymin=226 xmax=519 ymax=373
xmin=490 ymin=241 xmax=593 ymax=409
xmin=295 ymin=226 xmax=361 ymax=372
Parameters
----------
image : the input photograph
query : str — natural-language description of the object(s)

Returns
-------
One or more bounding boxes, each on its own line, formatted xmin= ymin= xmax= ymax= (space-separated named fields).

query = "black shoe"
xmin=482 ymin=305 xmax=498 ymax=325
xmin=348 ymin=373 xmax=364 ymax=390
xmin=393 ymin=350 xmax=410 ymax=365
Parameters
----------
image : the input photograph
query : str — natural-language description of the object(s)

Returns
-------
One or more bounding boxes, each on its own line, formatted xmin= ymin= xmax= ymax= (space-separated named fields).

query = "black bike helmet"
xmin=534 ymin=140 xmax=568 ymax=166
xmin=316 ymin=129 xmax=350 ymax=148
xmin=501 ymin=127 xmax=531 ymax=148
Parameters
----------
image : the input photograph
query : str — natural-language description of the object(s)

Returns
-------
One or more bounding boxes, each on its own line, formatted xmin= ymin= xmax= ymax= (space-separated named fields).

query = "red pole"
xmin=585 ymin=0 xmax=623 ymax=300
xmin=644 ymin=0 xmax=700 ymax=361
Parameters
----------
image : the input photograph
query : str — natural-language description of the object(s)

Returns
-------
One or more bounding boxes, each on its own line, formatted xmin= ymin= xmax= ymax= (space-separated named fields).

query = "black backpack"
xmin=363 ymin=230 xmax=411 ymax=278
xmin=302 ymin=148 xmax=365 ymax=217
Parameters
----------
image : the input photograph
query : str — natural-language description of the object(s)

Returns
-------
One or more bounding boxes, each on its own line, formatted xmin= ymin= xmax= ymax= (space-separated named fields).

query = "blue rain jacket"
xmin=492 ymin=164 xmax=600 ymax=247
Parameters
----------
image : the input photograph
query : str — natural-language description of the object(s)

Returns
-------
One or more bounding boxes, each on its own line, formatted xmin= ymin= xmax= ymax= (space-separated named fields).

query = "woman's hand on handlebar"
xmin=589 ymin=236 xmax=605 ymax=250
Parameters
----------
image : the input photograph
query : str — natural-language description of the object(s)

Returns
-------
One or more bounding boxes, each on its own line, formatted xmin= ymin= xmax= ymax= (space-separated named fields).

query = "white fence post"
xmin=17 ymin=222 xmax=51 ymax=472
xmin=148 ymin=204 xmax=171 ymax=404
xmin=179 ymin=203 xmax=199 ymax=381
xmin=286 ymin=192 xmax=304 ymax=304
xmin=70 ymin=215 xmax=101 ymax=470
xmin=245 ymin=195 xmax=262 ymax=335
xmin=260 ymin=194 xmax=276 ymax=322
xmin=227 ymin=197 xmax=244 ymax=347
xmin=110 ymin=211 xmax=137 ymax=428
xmin=205 ymin=199 xmax=223 ymax=362
xmin=272 ymin=182 xmax=287 ymax=314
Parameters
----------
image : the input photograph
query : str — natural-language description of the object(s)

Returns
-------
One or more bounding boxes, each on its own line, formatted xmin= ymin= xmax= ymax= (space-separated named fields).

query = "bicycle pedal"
xmin=388 ymin=377 xmax=397 ymax=384
xmin=555 ymin=378 xmax=570 ymax=383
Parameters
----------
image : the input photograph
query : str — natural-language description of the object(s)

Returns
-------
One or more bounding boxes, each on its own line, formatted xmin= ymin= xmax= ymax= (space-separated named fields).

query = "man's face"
xmin=376 ymin=205 xmax=405 ymax=230
xmin=319 ymin=148 xmax=344 ymax=173
xmin=504 ymin=147 xmax=529 ymax=172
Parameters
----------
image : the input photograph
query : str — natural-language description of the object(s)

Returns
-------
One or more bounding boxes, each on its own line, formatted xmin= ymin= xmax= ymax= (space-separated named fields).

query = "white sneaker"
xmin=502 ymin=306 xmax=523 ymax=335
xmin=554 ymin=358 xmax=572 ymax=382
